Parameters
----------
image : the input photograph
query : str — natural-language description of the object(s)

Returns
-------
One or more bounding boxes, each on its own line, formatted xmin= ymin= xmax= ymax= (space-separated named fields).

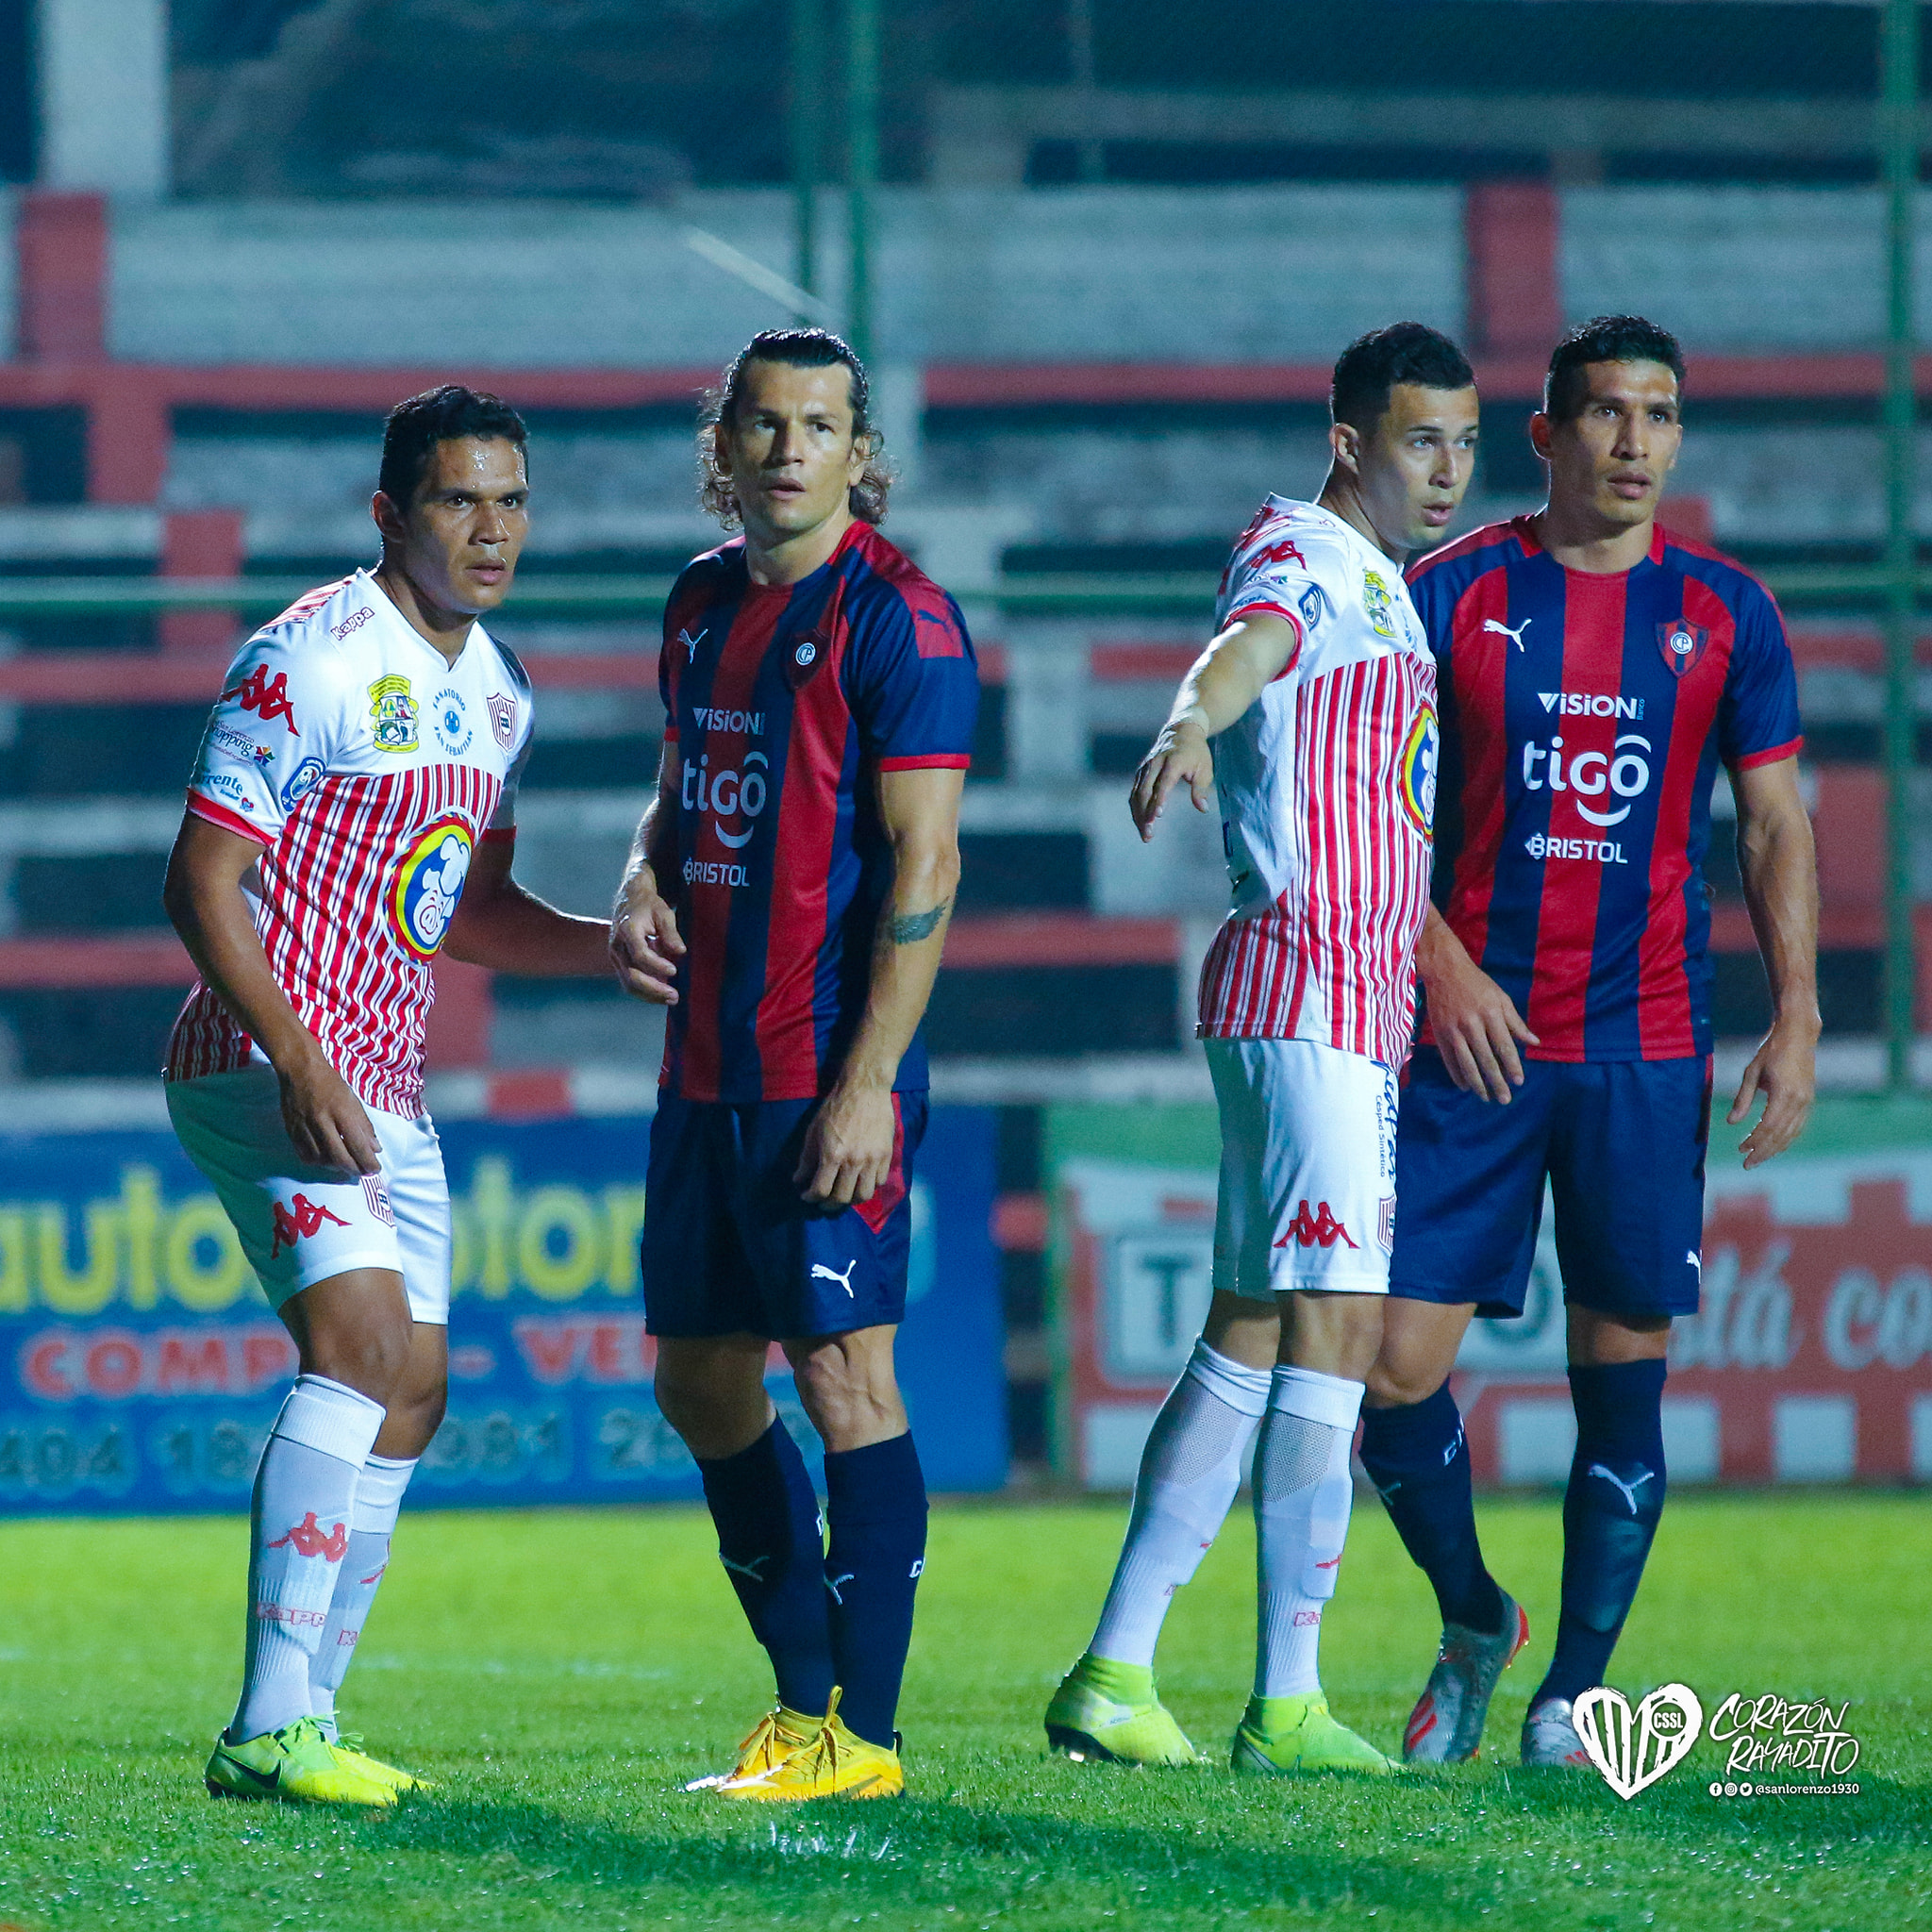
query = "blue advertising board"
xmin=0 ymin=1106 xmax=1006 ymax=1512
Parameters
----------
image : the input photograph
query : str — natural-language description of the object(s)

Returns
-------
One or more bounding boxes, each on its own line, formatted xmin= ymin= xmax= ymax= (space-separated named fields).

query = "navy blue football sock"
xmin=697 ymin=1418 xmax=835 ymax=1718
xmin=1358 ymin=1382 xmax=1506 ymax=1636
xmin=1535 ymin=1357 xmax=1669 ymax=1708
xmin=822 ymin=1431 xmax=928 ymax=1749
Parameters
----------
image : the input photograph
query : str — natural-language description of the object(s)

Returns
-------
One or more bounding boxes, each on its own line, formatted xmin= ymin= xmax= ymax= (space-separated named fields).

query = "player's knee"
xmin=300 ymin=1317 xmax=412 ymax=1407
xmin=790 ymin=1347 xmax=901 ymax=1450
xmin=1364 ymin=1356 xmax=1448 ymax=1408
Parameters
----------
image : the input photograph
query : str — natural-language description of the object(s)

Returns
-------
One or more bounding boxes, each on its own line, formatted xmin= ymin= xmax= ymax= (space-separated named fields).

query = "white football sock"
xmin=1253 ymin=1365 xmax=1364 ymax=1700
xmin=230 ymin=1374 xmax=386 ymax=1742
xmin=1089 ymin=1341 xmax=1271 ymax=1669
xmin=310 ymin=1453 xmax=417 ymax=1737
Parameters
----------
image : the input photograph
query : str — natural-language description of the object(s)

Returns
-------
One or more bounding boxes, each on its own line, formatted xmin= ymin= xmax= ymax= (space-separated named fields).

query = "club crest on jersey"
xmin=785 ymin=628 xmax=830 ymax=691
xmin=1399 ymin=704 xmax=1440 ymax=837
xmin=368 ymin=675 xmax=419 ymax=753
xmin=1657 ymin=620 xmax=1710 ymax=678
xmin=1362 ymin=571 xmax=1398 ymax=640
xmin=430 ymin=687 xmax=473 ymax=758
xmin=487 ymin=691 xmax=517 ymax=752
xmin=1298 ymin=582 xmax=1326 ymax=631
xmin=390 ymin=817 xmax=474 ymax=959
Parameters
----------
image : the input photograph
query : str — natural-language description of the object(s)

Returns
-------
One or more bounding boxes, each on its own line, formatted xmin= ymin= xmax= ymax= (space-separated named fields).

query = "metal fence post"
xmin=1882 ymin=0 xmax=1921 ymax=1091
xmin=845 ymin=0 xmax=878 ymax=364
xmin=790 ymin=0 xmax=823 ymax=307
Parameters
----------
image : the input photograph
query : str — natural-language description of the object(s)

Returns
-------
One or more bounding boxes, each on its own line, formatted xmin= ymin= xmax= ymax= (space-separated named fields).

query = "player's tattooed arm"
xmin=1131 ymin=609 xmax=1299 ymax=840
xmin=798 ymin=766 xmax=964 ymax=1208
xmin=889 ymin=899 xmax=952 ymax=945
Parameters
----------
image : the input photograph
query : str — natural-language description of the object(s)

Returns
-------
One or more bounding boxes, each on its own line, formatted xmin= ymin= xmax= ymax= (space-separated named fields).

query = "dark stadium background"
xmin=0 ymin=0 xmax=1926 ymax=1485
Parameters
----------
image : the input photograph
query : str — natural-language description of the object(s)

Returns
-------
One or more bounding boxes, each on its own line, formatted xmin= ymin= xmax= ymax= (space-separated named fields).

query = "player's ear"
xmin=1527 ymin=412 xmax=1555 ymax=463
xmin=1329 ymin=419 xmax=1362 ymax=478
xmin=372 ymin=491 xmax=406 ymax=542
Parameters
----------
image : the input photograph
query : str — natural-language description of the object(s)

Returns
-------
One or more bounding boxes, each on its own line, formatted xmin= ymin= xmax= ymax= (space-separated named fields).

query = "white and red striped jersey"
xmin=1197 ymin=497 xmax=1440 ymax=1068
xmin=166 ymin=570 xmax=534 ymax=1116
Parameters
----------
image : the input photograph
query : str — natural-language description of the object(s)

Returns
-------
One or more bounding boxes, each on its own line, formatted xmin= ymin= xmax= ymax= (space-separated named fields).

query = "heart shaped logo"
xmin=1574 ymin=1683 xmax=1705 ymax=1799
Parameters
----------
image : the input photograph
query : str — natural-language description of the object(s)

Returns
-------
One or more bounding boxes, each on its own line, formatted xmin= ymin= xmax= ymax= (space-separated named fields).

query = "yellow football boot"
xmin=714 ymin=1689 xmax=904 ymax=1802
xmin=205 ymin=1715 xmax=395 ymax=1807
xmin=327 ymin=1730 xmax=433 ymax=1793
xmin=684 ymin=1704 xmax=824 ymax=1792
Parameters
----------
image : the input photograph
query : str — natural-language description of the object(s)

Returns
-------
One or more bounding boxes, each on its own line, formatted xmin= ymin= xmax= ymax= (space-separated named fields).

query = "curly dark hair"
xmin=1544 ymin=315 xmax=1685 ymax=420
xmin=697 ymin=328 xmax=893 ymax=527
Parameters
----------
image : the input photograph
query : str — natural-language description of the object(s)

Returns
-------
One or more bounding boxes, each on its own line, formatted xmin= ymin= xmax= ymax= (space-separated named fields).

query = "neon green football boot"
xmin=1230 ymin=1692 xmax=1396 ymax=1775
xmin=205 ymin=1715 xmax=396 ymax=1806
xmin=1044 ymin=1653 xmax=1203 ymax=1766
xmin=327 ymin=1730 xmax=432 ymax=1793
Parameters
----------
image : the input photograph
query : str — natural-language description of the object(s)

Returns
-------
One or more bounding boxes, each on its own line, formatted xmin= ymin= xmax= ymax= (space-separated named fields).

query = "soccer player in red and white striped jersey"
xmin=1045 ymin=325 xmax=1480 ymax=1775
xmin=163 ymin=388 xmax=611 ymax=1806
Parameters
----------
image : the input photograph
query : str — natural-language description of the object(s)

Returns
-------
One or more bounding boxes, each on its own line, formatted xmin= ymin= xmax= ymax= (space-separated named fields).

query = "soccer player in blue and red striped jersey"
xmin=609 ymin=329 xmax=977 ymax=1801
xmin=1355 ymin=318 xmax=1820 ymax=1768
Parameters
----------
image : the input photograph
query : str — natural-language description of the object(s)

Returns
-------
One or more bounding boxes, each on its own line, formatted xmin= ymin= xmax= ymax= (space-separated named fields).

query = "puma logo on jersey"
xmin=811 ymin=1260 xmax=858 ymax=1296
xmin=1484 ymin=617 xmax=1533 ymax=651
xmin=679 ymin=628 xmax=707 ymax=660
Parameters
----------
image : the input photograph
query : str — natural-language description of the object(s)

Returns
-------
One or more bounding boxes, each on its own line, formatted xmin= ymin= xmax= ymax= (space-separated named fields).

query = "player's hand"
xmin=609 ymin=867 xmax=685 ymax=1005
xmin=278 ymin=1051 xmax=383 ymax=1176
xmin=1421 ymin=929 xmax=1539 ymax=1103
xmin=795 ymin=1082 xmax=896 ymax=1208
xmin=1727 ymin=1016 xmax=1818 ymax=1169
xmin=1129 ymin=718 xmax=1214 ymax=842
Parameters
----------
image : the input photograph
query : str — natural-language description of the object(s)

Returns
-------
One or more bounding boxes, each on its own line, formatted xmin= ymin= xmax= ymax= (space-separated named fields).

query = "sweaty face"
xmin=1538 ymin=360 xmax=1683 ymax=532
xmin=1352 ymin=384 xmax=1481 ymax=555
xmin=384 ymin=436 xmax=529 ymax=616
xmin=715 ymin=360 xmax=869 ymax=547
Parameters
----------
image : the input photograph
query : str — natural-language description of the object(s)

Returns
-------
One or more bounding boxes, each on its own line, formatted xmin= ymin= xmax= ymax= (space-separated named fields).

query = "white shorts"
xmin=1207 ymin=1037 xmax=1398 ymax=1300
xmin=166 ymin=1064 xmax=453 ymax=1324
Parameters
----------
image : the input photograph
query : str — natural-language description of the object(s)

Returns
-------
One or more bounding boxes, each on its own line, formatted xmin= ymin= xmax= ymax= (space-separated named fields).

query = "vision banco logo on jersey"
xmin=391 ymin=818 xmax=474 ymax=958
xmin=1399 ymin=705 xmax=1439 ymax=837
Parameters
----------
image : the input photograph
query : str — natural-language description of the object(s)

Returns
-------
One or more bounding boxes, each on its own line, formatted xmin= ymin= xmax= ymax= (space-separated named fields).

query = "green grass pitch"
xmin=2 ymin=1493 xmax=1927 ymax=1930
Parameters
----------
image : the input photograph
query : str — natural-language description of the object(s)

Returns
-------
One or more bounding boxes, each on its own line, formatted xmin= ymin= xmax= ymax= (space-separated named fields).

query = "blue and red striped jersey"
xmin=657 ymin=521 xmax=978 ymax=1102
xmin=1407 ymin=515 xmax=1802 ymax=1061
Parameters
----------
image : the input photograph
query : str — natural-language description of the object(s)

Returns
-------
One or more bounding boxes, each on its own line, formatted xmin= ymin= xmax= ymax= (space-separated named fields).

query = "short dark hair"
xmin=378 ymin=385 xmax=528 ymax=508
xmin=1544 ymin=316 xmax=1685 ymax=420
xmin=698 ymin=327 xmax=893 ymax=526
xmin=1330 ymin=323 xmax=1476 ymax=435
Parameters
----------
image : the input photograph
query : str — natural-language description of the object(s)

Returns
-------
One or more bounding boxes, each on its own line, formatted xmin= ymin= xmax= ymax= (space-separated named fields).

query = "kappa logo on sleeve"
xmin=224 ymin=664 xmax=300 ymax=735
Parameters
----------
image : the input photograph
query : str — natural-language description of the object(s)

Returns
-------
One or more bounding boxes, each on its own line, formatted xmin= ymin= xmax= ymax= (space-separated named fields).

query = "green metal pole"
xmin=790 ymin=0 xmax=821 ymax=307
xmin=1882 ymin=0 xmax=1921 ymax=1091
xmin=845 ymin=0 xmax=878 ymax=362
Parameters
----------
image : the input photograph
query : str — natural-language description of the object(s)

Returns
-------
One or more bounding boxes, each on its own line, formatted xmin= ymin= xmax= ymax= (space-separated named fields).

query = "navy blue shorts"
xmin=640 ymin=1091 xmax=927 ymax=1341
xmin=1388 ymin=1049 xmax=1711 ymax=1321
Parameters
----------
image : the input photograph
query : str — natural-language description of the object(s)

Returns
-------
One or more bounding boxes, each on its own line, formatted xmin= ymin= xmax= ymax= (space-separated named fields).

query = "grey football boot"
xmin=1402 ymin=1591 xmax=1530 ymax=1763
xmin=1521 ymin=1694 xmax=1595 ymax=1767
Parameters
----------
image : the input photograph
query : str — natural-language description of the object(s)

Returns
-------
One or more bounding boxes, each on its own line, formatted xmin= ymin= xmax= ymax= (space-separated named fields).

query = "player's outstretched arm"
xmin=795 ymin=766 xmax=964 ymax=1208
xmin=1128 ymin=612 xmax=1298 ymax=841
xmin=608 ymin=756 xmax=687 ymax=1006
xmin=161 ymin=812 xmax=383 ymax=1175
xmin=1727 ymin=757 xmax=1821 ymax=1168
xmin=442 ymin=836 xmax=609 ymax=975
xmin=1416 ymin=905 xmax=1540 ymax=1104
